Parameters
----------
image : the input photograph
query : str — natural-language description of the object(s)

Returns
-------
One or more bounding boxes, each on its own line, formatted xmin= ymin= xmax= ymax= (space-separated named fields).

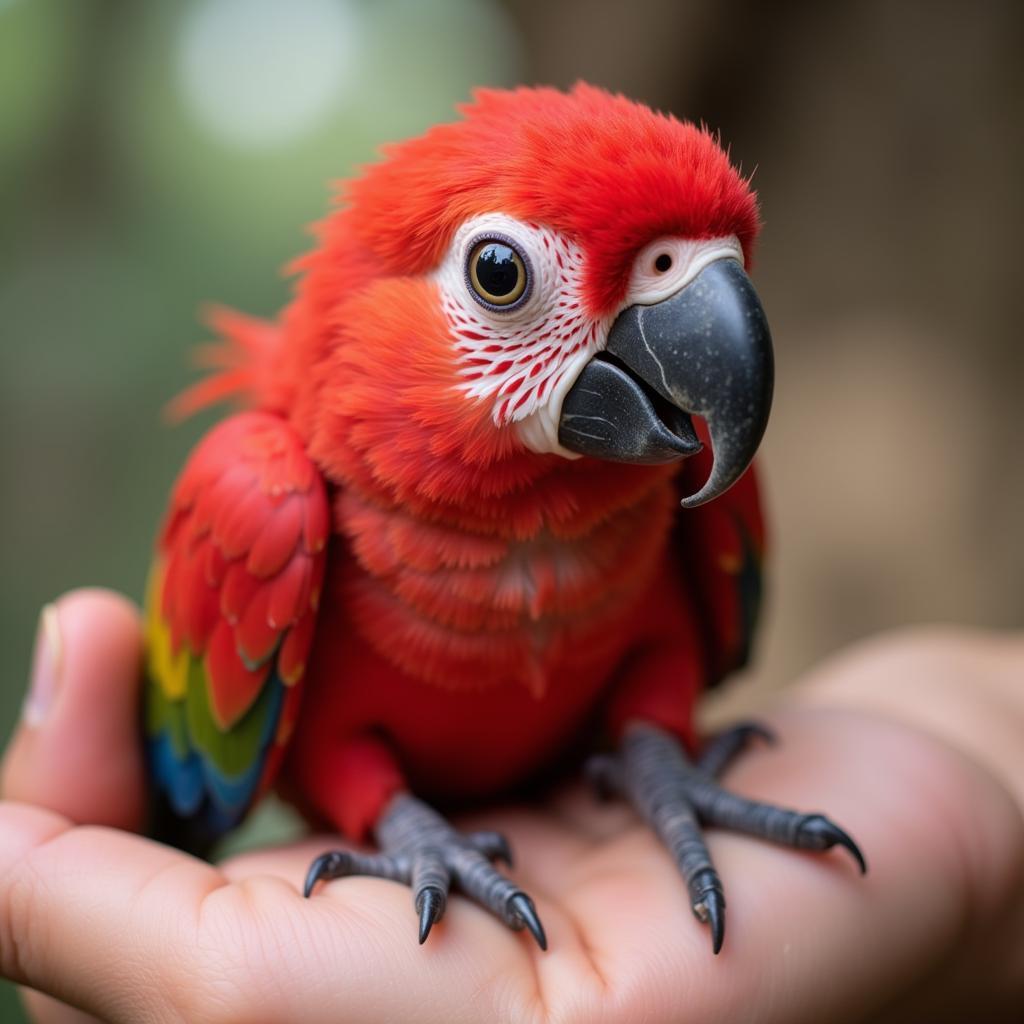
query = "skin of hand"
xmin=1 ymin=590 xmax=1022 ymax=1024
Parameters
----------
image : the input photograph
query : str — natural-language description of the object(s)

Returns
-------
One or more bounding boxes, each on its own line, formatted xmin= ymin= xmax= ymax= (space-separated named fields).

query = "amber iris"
xmin=469 ymin=240 xmax=527 ymax=306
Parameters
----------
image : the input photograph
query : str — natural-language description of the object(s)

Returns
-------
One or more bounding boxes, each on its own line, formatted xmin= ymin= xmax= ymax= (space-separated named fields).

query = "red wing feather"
xmin=145 ymin=412 xmax=329 ymax=848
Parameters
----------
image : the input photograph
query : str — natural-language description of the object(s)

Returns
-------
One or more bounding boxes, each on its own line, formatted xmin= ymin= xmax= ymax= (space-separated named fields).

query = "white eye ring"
xmin=628 ymin=236 xmax=744 ymax=306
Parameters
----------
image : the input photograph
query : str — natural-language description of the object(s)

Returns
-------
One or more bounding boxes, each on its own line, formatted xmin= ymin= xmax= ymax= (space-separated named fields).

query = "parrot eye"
xmin=654 ymin=252 xmax=673 ymax=273
xmin=466 ymin=237 xmax=530 ymax=309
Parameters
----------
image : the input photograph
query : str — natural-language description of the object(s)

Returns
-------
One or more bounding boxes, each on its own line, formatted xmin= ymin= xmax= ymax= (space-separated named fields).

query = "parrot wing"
xmin=672 ymin=445 xmax=766 ymax=688
xmin=144 ymin=412 xmax=329 ymax=852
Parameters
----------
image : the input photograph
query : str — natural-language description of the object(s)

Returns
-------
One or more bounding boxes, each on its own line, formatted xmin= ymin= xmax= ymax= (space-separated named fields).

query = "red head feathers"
xmin=175 ymin=84 xmax=761 ymax=520
xmin=314 ymin=82 xmax=759 ymax=318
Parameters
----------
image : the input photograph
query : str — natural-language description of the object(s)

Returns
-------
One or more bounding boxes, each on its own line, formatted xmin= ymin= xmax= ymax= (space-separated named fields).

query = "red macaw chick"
xmin=146 ymin=83 xmax=864 ymax=955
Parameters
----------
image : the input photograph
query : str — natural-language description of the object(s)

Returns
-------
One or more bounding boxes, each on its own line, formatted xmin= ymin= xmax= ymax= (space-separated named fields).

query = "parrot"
xmin=144 ymin=83 xmax=865 ymax=956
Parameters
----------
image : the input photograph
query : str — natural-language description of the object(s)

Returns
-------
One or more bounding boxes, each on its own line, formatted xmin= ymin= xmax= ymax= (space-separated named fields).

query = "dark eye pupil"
xmin=654 ymin=253 xmax=673 ymax=273
xmin=476 ymin=244 xmax=519 ymax=296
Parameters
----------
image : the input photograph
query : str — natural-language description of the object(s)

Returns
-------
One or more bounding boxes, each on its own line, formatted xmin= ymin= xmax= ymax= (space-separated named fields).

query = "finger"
xmin=225 ymin=711 xmax=1023 ymax=1021
xmin=0 ymin=802 xmax=226 ymax=1021
xmin=543 ymin=707 xmax=1024 ymax=1024
xmin=2 ymin=589 xmax=146 ymax=831
xmin=20 ymin=990 xmax=102 ymax=1024
xmin=0 ymin=803 xmax=539 ymax=1024
xmin=542 ymin=781 xmax=639 ymax=843
xmin=794 ymin=627 xmax=1024 ymax=815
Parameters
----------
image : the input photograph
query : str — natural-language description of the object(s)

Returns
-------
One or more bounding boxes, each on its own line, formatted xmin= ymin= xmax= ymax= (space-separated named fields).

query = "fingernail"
xmin=24 ymin=604 xmax=63 ymax=727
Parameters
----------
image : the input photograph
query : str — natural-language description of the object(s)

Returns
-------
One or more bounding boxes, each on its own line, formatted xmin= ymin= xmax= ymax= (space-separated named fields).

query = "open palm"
xmin=3 ymin=591 xmax=1022 ymax=1023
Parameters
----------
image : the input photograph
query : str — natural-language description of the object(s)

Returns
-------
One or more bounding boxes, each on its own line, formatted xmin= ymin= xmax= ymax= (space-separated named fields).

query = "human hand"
xmin=2 ymin=590 xmax=1022 ymax=1023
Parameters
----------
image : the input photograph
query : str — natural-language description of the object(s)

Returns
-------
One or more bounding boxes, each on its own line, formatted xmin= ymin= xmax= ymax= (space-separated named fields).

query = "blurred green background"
xmin=1 ymin=0 xmax=1021 ymax=1019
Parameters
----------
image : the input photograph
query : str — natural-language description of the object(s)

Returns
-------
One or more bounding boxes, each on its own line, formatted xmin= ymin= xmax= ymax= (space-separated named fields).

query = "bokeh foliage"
xmin=1 ymin=1 xmax=522 ymax=1017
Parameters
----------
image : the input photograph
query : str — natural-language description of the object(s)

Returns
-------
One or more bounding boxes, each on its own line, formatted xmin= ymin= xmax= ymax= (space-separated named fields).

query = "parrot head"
xmin=296 ymin=84 xmax=772 ymax=510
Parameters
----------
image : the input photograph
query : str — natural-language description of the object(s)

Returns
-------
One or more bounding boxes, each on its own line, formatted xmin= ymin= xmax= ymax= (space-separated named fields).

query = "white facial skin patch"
xmin=433 ymin=214 xmax=743 ymax=457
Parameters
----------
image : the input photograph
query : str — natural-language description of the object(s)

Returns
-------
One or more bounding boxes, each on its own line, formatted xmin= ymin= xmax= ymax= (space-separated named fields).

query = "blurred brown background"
xmin=1 ymin=0 xmax=1021 ymax=1017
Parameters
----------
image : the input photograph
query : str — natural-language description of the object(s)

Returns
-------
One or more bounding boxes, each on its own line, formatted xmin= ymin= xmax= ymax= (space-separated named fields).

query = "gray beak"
xmin=558 ymin=258 xmax=774 ymax=508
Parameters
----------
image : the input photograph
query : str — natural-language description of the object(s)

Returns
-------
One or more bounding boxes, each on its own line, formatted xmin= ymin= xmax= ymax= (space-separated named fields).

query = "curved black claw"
xmin=303 ymin=852 xmax=339 ymax=898
xmin=470 ymin=829 xmax=514 ymax=867
xmin=303 ymin=849 xmax=409 ymax=898
xmin=610 ymin=723 xmax=869 ymax=956
xmin=799 ymin=815 xmax=868 ymax=875
xmin=509 ymin=893 xmax=548 ymax=951
xmin=584 ymin=753 xmax=624 ymax=799
xmin=697 ymin=720 xmax=777 ymax=779
xmin=417 ymin=886 xmax=446 ymax=944
xmin=734 ymin=722 xmax=777 ymax=746
xmin=706 ymin=889 xmax=725 ymax=955
xmin=688 ymin=867 xmax=726 ymax=955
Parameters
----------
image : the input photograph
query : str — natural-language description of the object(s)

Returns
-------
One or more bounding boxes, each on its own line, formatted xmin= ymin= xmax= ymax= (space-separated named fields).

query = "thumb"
xmin=2 ymin=589 xmax=146 ymax=832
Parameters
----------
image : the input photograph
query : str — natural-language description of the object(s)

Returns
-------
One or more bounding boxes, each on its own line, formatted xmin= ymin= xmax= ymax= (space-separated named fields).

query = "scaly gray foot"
xmin=303 ymin=793 xmax=546 ymax=949
xmin=587 ymin=721 xmax=866 ymax=954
